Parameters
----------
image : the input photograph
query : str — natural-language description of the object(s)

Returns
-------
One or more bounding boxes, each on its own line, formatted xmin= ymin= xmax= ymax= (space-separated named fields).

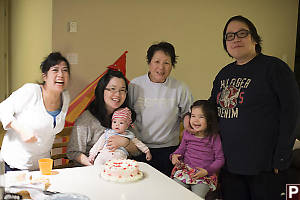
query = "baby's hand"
xmin=88 ymin=155 xmax=95 ymax=164
xmin=145 ymin=151 xmax=152 ymax=161
xmin=171 ymin=154 xmax=181 ymax=166
xmin=192 ymin=167 xmax=208 ymax=179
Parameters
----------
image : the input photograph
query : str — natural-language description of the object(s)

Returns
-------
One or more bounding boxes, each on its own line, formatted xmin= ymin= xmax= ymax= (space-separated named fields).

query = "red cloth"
xmin=64 ymin=51 xmax=128 ymax=127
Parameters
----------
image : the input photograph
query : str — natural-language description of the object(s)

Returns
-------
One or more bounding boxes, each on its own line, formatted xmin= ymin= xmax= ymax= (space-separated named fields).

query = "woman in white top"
xmin=0 ymin=52 xmax=70 ymax=171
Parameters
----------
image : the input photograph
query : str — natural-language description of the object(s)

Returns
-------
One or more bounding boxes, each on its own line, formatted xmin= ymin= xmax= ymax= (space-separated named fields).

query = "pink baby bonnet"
xmin=112 ymin=107 xmax=132 ymax=125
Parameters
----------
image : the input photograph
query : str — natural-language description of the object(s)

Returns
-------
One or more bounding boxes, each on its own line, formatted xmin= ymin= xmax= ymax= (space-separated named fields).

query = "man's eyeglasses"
xmin=104 ymin=88 xmax=127 ymax=95
xmin=225 ymin=30 xmax=250 ymax=41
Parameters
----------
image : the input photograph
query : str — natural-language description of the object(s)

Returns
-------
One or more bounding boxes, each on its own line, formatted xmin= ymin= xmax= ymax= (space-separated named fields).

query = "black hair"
xmin=190 ymin=100 xmax=219 ymax=137
xmin=146 ymin=41 xmax=178 ymax=67
xmin=223 ymin=15 xmax=262 ymax=57
xmin=128 ymin=107 xmax=136 ymax=124
xmin=88 ymin=69 xmax=129 ymax=128
xmin=40 ymin=52 xmax=70 ymax=78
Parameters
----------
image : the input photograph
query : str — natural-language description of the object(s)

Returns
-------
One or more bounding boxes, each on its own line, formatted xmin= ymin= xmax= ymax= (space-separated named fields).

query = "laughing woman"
xmin=0 ymin=52 xmax=70 ymax=171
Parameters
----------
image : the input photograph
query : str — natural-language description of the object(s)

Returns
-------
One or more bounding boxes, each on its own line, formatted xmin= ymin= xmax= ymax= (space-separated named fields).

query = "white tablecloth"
xmin=7 ymin=162 xmax=203 ymax=200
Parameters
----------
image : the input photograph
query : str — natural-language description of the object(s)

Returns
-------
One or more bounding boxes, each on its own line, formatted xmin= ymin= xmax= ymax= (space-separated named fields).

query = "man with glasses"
xmin=210 ymin=15 xmax=300 ymax=200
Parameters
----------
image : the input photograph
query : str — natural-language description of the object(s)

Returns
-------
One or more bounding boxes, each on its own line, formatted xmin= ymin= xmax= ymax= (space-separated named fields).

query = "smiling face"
xmin=148 ymin=50 xmax=173 ymax=83
xmin=190 ymin=106 xmax=207 ymax=135
xmin=104 ymin=77 xmax=127 ymax=115
xmin=42 ymin=61 xmax=69 ymax=93
xmin=225 ymin=20 xmax=257 ymax=65
xmin=111 ymin=118 xmax=129 ymax=134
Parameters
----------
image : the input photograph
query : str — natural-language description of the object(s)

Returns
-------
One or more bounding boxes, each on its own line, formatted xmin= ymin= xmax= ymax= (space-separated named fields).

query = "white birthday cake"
xmin=101 ymin=159 xmax=143 ymax=182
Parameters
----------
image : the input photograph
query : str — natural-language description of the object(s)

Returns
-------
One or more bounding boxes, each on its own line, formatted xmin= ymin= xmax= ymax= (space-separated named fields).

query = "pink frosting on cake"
xmin=101 ymin=159 xmax=143 ymax=182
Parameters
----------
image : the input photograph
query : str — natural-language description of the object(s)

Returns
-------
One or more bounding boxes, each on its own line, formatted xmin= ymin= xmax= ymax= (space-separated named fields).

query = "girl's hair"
xmin=146 ymin=41 xmax=178 ymax=67
xmin=87 ymin=69 xmax=129 ymax=128
xmin=40 ymin=52 xmax=70 ymax=77
xmin=190 ymin=100 xmax=219 ymax=137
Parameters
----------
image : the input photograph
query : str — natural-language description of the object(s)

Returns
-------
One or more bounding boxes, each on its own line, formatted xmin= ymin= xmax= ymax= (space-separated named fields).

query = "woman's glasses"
xmin=225 ymin=30 xmax=250 ymax=41
xmin=104 ymin=88 xmax=127 ymax=95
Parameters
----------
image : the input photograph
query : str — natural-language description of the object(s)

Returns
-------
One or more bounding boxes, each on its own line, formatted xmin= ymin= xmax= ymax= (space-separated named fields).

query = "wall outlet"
xmin=66 ymin=53 xmax=78 ymax=64
xmin=68 ymin=21 xmax=77 ymax=32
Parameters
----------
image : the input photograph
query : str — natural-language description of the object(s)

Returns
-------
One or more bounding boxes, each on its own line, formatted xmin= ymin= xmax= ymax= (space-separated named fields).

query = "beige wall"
xmin=51 ymin=0 xmax=297 ymax=100
xmin=9 ymin=0 xmax=52 ymax=92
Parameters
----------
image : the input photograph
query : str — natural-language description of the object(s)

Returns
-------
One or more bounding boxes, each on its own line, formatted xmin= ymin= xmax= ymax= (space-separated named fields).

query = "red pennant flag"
xmin=107 ymin=51 xmax=128 ymax=75
xmin=65 ymin=51 xmax=128 ymax=127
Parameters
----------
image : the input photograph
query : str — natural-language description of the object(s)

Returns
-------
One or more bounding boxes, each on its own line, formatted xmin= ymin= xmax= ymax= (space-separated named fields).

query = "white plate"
xmin=48 ymin=193 xmax=90 ymax=200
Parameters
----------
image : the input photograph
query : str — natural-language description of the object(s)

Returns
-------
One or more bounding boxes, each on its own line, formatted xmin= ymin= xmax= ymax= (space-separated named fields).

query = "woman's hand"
xmin=183 ymin=115 xmax=197 ymax=135
xmin=107 ymin=135 xmax=130 ymax=151
xmin=171 ymin=154 xmax=181 ymax=166
xmin=20 ymin=129 xmax=38 ymax=143
xmin=9 ymin=120 xmax=38 ymax=143
xmin=192 ymin=167 xmax=208 ymax=179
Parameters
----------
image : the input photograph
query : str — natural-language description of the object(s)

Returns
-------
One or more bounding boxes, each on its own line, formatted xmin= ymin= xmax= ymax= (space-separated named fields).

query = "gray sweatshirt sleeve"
xmin=178 ymin=82 xmax=193 ymax=118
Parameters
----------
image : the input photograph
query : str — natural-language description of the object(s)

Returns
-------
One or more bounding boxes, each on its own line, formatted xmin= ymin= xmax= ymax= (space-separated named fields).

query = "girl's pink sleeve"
xmin=205 ymin=134 xmax=225 ymax=175
xmin=169 ymin=130 xmax=189 ymax=161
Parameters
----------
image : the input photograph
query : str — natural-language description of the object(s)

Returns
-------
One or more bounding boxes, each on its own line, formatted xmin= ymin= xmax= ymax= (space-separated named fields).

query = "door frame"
xmin=0 ymin=0 xmax=8 ymax=101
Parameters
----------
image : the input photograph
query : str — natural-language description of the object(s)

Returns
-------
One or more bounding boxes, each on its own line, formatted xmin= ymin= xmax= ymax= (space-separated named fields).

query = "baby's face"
xmin=112 ymin=118 xmax=129 ymax=133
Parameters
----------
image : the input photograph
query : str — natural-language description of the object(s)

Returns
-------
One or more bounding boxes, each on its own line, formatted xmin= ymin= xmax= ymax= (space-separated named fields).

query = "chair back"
xmin=51 ymin=127 xmax=73 ymax=169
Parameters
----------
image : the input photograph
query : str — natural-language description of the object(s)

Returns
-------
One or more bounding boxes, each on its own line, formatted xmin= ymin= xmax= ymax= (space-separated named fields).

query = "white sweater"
xmin=129 ymin=74 xmax=193 ymax=148
xmin=0 ymin=83 xmax=70 ymax=170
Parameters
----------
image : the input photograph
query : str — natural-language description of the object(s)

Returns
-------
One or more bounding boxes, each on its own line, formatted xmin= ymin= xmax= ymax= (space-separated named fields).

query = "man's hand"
xmin=183 ymin=115 xmax=197 ymax=134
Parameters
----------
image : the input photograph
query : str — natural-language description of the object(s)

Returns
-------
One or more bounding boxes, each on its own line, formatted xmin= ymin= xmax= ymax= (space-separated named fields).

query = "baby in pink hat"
xmin=89 ymin=107 xmax=152 ymax=165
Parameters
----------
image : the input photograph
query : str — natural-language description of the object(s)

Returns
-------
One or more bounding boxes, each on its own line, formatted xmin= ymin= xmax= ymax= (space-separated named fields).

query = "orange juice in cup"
xmin=38 ymin=158 xmax=53 ymax=175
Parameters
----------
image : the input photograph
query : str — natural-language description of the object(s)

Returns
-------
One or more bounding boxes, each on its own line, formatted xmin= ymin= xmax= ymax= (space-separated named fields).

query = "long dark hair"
xmin=88 ymin=69 xmax=129 ymax=128
xmin=190 ymin=100 xmax=219 ymax=137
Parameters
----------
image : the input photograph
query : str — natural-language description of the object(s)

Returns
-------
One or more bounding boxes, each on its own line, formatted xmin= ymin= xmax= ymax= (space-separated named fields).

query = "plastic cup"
xmin=38 ymin=158 xmax=53 ymax=175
